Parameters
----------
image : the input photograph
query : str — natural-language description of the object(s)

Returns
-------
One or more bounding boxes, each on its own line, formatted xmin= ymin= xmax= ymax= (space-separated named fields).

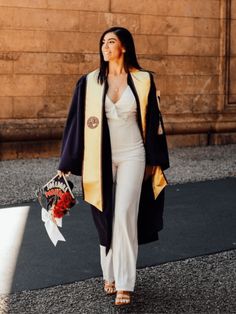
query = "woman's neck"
xmin=108 ymin=60 xmax=126 ymax=76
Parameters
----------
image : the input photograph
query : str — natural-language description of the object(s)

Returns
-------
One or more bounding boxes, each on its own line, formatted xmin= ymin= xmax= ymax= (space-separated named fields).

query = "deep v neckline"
xmin=106 ymin=85 xmax=129 ymax=105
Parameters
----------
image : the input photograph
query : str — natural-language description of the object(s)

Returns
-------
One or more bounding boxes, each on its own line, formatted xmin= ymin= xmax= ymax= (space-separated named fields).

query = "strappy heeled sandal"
xmin=104 ymin=281 xmax=116 ymax=295
xmin=115 ymin=291 xmax=131 ymax=306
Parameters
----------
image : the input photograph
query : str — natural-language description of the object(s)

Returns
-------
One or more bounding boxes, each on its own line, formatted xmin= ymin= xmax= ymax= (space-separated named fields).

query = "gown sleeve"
xmin=58 ymin=75 xmax=87 ymax=176
xmin=145 ymin=73 xmax=170 ymax=170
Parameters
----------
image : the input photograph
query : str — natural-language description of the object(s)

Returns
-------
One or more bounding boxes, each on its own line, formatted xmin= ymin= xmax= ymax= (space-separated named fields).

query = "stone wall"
xmin=0 ymin=0 xmax=236 ymax=159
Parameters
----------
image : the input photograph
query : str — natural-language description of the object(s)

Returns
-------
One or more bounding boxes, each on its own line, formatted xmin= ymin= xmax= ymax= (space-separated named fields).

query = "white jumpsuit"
xmin=100 ymin=85 xmax=146 ymax=291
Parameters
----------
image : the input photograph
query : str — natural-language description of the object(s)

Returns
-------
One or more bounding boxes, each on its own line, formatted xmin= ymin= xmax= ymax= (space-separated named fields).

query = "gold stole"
xmin=83 ymin=69 xmax=167 ymax=212
xmin=82 ymin=69 xmax=103 ymax=210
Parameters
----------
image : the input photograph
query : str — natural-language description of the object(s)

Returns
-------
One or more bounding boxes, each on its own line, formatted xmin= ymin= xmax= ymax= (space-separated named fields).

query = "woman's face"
xmin=101 ymin=32 xmax=125 ymax=62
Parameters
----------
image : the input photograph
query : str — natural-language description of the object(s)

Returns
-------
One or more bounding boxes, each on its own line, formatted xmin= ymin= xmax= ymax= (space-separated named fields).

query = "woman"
xmin=58 ymin=26 xmax=169 ymax=306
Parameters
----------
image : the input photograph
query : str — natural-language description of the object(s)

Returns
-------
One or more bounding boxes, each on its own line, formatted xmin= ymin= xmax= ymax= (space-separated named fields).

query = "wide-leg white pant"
xmin=100 ymin=157 xmax=145 ymax=291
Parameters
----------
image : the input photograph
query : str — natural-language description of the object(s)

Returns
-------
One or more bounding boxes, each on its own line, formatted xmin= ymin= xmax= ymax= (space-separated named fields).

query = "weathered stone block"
xmin=216 ymin=94 xmax=225 ymax=111
xmin=195 ymin=37 xmax=219 ymax=56
xmin=0 ymin=60 xmax=13 ymax=74
xmin=78 ymin=54 xmax=99 ymax=74
xmin=111 ymin=0 xmax=167 ymax=15
xmin=0 ymin=140 xmax=61 ymax=160
xmin=55 ymin=61 xmax=81 ymax=75
xmin=167 ymin=0 xmax=194 ymax=18
xmin=46 ymin=53 xmax=82 ymax=75
xmin=0 ymin=7 xmax=14 ymax=28
xmin=0 ymin=52 xmax=20 ymax=61
xmin=167 ymin=0 xmax=220 ymax=18
xmin=165 ymin=75 xmax=219 ymax=96
xmin=168 ymin=36 xmax=219 ymax=56
xmin=111 ymin=13 xmax=140 ymax=34
xmin=229 ymin=57 xmax=236 ymax=83
xmin=46 ymin=10 xmax=80 ymax=31
xmin=0 ymin=30 xmax=47 ymax=52
xmin=47 ymin=0 xmax=109 ymax=11
xmin=231 ymin=20 xmax=236 ymax=55
xmin=165 ymin=56 xmax=194 ymax=75
xmin=194 ymin=17 xmax=220 ymax=38
xmin=79 ymin=12 xmax=140 ymax=34
xmin=0 ymin=7 xmax=80 ymax=31
xmin=13 ymin=7 xmax=47 ymax=29
xmin=79 ymin=12 xmax=111 ymax=33
xmin=229 ymin=94 xmax=236 ymax=103
xmin=0 ymin=0 xmax=47 ymax=8
xmin=138 ymin=56 xmax=210 ymax=77
xmin=14 ymin=53 xmax=48 ymax=74
xmin=0 ymin=75 xmax=46 ymax=96
xmin=229 ymin=67 xmax=236 ymax=95
xmin=140 ymin=15 xmax=194 ymax=36
xmin=0 ymin=118 xmax=65 ymax=142
xmin=14 ymin=52 xmax=83 ymax=75
xmin=232 ymin=0 xmax=236 ymax=19
xmin=13 ymin=96 xmax=45 ymax=118
xmin=161 ymin=95 xmax=194 ymax=114
xmin=46 ymin=75 xmax=79 ymax=96
xmin=40 ymin=96 xmax=71 ymax=118
xmin=192 ymin=0 xmax=220 ymax=19
xmin=192 ymin=94 xmax=220 ymax=113
xmin=165 ymin=75 xmax=218 ymax=97
xmin=195 ymin=76 xmax=219 ymax=94
xmin=12 ymin=95 xmax=71 ymax=119
xmin=0 ymin=97 xmax=13 ymax=118
xmin=47 ymin=32 xmax=99 ymax=53
xmin=166 ymin=75 xmax=196 ymax=95
xmin=193 ymin=56 xmax=219 ymax=75
xmin=210 ymin=132 xmax=236 ymax=145
xmin=167 ymin=133 xmax=208 ymax=148
xmin=138 ymin=55 xmax=167 ymax=75
xmin=134 ymin=35 xmax=168 ymax=55
xmin=168 ymin=36 xmax=196 ymax=55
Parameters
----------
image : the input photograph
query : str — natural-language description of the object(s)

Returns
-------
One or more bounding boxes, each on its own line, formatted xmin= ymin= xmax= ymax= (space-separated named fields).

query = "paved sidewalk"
xmin=0 ymin=144 xmax=235 ymax=313
xmin=1 ymin=250 xmax=235 ymax=313
xmin=0 ymin=178 xmax=236 ymax=295
xmin=1 ymin=144 xmax=235 ymax=206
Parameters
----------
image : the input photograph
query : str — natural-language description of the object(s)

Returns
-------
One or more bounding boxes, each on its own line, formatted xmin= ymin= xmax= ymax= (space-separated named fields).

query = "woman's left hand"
xmin=57 ymin=170 xmax=71 ymax=178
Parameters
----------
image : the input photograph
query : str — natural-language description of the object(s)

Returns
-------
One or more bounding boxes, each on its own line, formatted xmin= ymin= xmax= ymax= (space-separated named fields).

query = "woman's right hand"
xmin=57 ymin=170 xmax=71 ymax=178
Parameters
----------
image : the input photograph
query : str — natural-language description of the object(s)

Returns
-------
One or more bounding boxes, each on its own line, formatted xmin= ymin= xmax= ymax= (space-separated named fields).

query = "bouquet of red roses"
xmin=37 ymin=174 xmax=76 ymax=246
xmin=52 ymin=191 xmax=75 ymax=218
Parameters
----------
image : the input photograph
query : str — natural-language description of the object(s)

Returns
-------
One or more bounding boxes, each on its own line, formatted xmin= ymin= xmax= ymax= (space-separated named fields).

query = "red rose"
xmin=53 ymin=207 xmax=65 ymax=218
xmin=61 ymin=192 xmax=75 ymax=208
xmin=52 ymin=192 xmax=75 ymax=218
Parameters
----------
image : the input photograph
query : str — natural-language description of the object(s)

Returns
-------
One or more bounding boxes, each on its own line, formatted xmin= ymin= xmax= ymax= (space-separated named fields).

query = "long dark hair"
xmin=98 ymin=27 xmax=143 ymax=84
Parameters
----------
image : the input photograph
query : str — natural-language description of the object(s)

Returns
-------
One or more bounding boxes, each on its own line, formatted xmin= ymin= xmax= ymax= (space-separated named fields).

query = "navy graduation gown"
xmin=59 ymin=72 xmax=170 ymax=253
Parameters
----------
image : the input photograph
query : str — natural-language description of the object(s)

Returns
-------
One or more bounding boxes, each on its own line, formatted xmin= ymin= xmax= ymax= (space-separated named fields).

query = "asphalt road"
xmin=0 ymin=177 xmax=235 ymax=295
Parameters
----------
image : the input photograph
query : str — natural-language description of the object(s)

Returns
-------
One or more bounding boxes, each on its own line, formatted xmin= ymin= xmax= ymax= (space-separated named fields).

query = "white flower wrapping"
xmin=38 ymin=174 xmax=76 ymax=246
xmin=41 ymin=207 xmax=66 ymax=246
